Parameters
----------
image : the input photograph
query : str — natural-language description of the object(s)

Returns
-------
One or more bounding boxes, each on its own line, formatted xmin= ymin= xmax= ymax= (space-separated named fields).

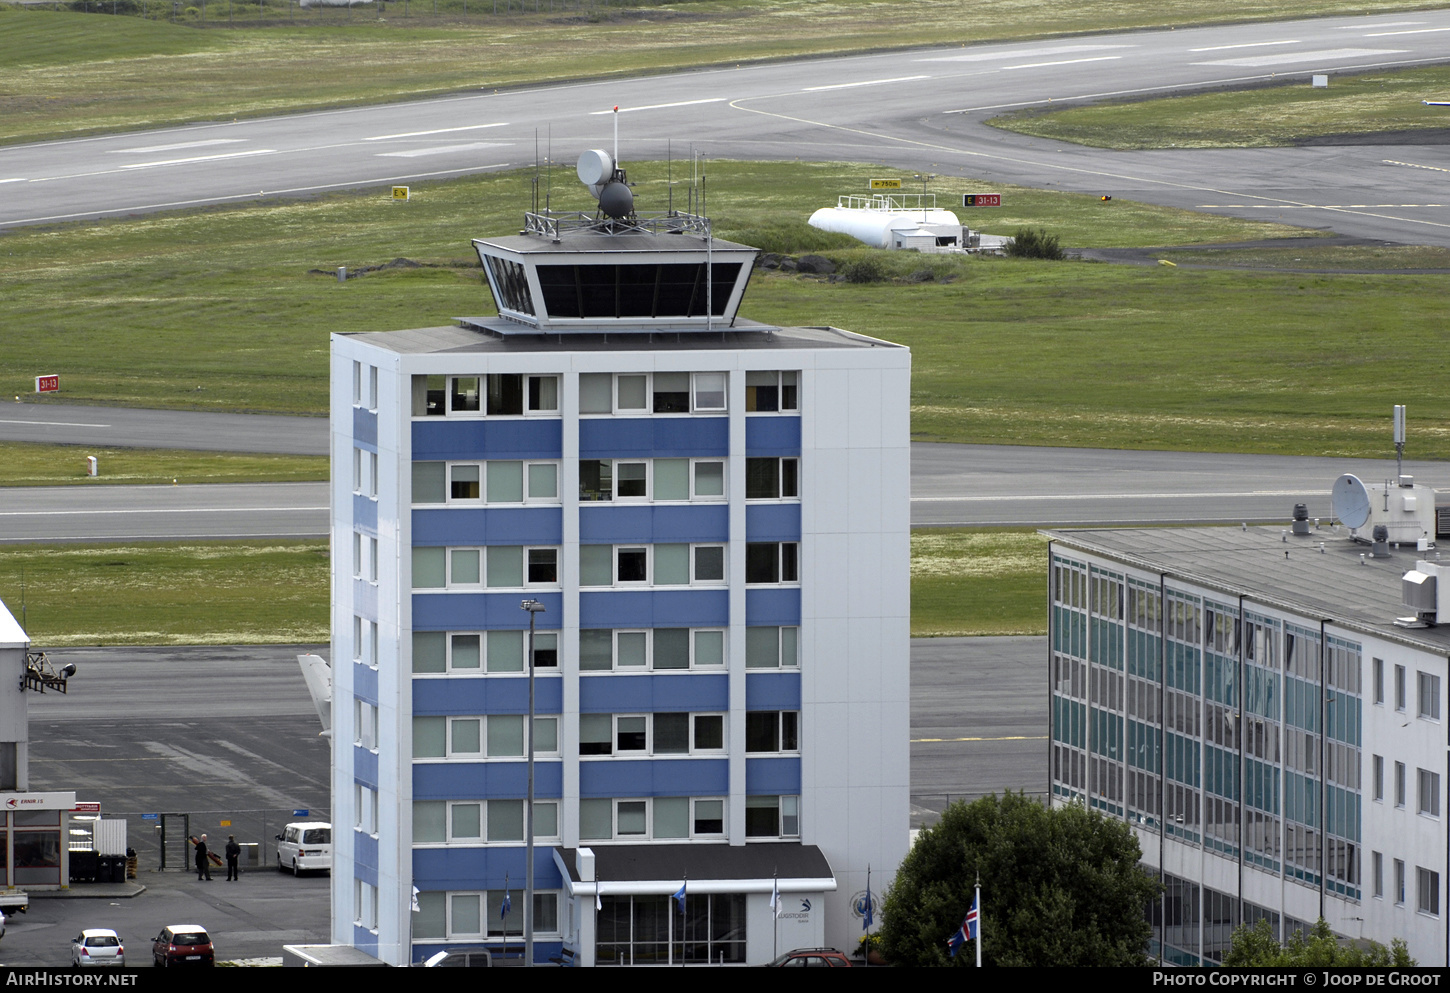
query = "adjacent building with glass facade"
xmin=329 ymin=209 xmax=910 ymax=965
xmin=1047 ymin=526 xmax=1450 ymax=965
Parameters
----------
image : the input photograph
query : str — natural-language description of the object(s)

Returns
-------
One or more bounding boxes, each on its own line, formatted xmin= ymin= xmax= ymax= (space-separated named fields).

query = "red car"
xmin=152 ymin=925 xmax=213 ymax=967
xmin=767 ymin=947 xmax=853 ymax=967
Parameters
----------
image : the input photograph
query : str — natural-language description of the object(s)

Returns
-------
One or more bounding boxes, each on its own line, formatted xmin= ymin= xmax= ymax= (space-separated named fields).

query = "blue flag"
xmin=500 ymin=890 xmax=512 ymax=920
xmin=673 ymin=880 xmax=687 ymax=914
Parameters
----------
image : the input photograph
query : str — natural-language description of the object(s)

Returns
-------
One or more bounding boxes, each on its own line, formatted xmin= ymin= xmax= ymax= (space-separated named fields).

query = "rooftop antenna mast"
xmin=546 ymin=124 xmax=552 ymax=213
xmin=1395 ymin=404 xmax=1406 ymax=480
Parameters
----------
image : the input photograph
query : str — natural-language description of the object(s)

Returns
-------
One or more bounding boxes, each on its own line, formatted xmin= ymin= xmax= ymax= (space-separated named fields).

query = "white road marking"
xmin=1384 ymin=159 xmax=1450 ymax=174
xmin=0 ymin=178 xmax=26 ymax=184
xmin=1189 ymin=40 xmax=1301 ymax=52
xmin=1194 ymin=47 xmax=1404 ymax=67
xmin=1199 ymin=202 xmax=1447 ymax=208
xmin=1002 ymin=56 xmax=1123 ymax=70
xmin=804 ymin=76 xmax=930 ymax=92
xmin=118 ymin=149 xmax=277 ymax=170
xmin=0 ymin=419 xmax=111 ymax=428
xmin=1365 ymin=26 xmax=1450 ymax=37
xmin=912 ymin=489 xmax=1320 ymax=503
xmin=1336 ymin=20 xmax=1423 ymax=28
xmin=108 ymin=138 xmax=246 ymax=155
xmin=375 ymin=142 xmax=509 ymax=158
xmin=364 ymin=123 xmax=508 ymax=141
xmin=589 ymin=98 xmax=726 ymax=114
xmin=918 ymin=44 xmax=1130 ymax=63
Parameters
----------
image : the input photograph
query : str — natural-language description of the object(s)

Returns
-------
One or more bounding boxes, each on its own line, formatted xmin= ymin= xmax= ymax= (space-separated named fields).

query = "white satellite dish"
xmin=1332 ymin=473 xmax=1372 ymax=529
xmin=576 ymin=149 xmax=614 ymax=189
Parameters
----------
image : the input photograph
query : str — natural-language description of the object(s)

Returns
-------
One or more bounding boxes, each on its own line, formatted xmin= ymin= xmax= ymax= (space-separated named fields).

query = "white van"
xmin=276 ymin=822 xmax=332 ymax=875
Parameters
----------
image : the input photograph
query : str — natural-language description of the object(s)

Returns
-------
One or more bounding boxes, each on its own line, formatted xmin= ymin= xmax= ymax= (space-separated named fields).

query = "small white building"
xmin=1046 ymin=524 xmax=1450 ymax=965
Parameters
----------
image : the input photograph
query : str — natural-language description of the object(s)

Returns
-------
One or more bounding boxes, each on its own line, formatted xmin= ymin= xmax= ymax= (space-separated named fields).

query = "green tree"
xmin=1222 ymin=918 xmax=1414 ymax=967
xmin=879 ymin=792 xmax=1158 ymax=967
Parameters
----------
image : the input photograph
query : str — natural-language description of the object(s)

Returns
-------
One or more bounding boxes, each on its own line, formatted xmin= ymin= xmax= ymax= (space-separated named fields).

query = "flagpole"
xmin=863 ymin=864 xmax=872 ymax=967
xmin=771 ymin=868 xmax=779 ymax=961
xmin=975 ymin=878 xmax=982 ymax=969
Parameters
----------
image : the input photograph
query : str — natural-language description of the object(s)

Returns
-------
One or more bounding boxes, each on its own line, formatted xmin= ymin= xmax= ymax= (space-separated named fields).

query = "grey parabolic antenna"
xmin=1332 ymin=473 xmax=1372 ymax=529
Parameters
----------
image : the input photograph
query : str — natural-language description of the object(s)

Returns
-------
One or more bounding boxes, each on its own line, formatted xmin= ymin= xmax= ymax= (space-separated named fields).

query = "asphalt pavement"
xmin=5 ymin=13 xmax=1450 ymax=246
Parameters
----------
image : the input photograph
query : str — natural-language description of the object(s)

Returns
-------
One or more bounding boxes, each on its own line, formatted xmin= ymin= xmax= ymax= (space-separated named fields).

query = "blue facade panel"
xmin=353 ymin=746 xmax=379 ymax=789
xmin=412 ymin=846 xmax=562 ymax=892
xmin=745 ymin=588 xmax=801 ymax=626
xmin=579 ymin=418 xmax=729 ymax=458
xmin=579 ymin=759 xmax=729 ymax=798
xmin=745 ymin=757 xmax=801 ymax=795
xmin=744 ymin=416 xmax=800 ymax=456
xmin=352 ymin=927 xmax=378 ymax=958
xmin=579 ymin=590 xmax=728 ymax=629
xmin=412 ymin=419 xmax=563 ymax=460
xmin=745 ymin=504 xmax=800 ymax=541
xmin=352 ymin=494 xmax=378 ymax=532
xmin=746 ymin=672 xmax=801 ymax=710
xmin=579 ymin=504 xmax=729 ymax=545
xmin=354 ymin=831 xmax=379 ymax=878
xmin=413 ymin=761 xmax=562 ymax=801
xmin=579 ymin=674 xmax=729 ymax=713
xmin=413 ymin=676 xmax=563 ymax=716
xmin=354 ymin=662 xmax=378 ymax=704
xmin=353 ymin=407 xmax=378 ymax=448
xmin=412 ymin=507 xmax=563 ymax=547
xmin=412 ymin=592 xmax=564 ymax=631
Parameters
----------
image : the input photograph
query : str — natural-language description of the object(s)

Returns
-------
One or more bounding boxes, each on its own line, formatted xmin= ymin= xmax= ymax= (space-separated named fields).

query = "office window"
xmin=1419 ymin=868 xmax=1440 ymax=916
xmin=368 ymin=451 xmax=378 ymax=499
xmin=745 ymin=457 xmax=800 ymax=500
xmin=411 ymin=715 xmax=546 ymax=759
xmin=1373 ymin=851 xmax=1384 ymax=899
xmin=578 ymin=713 xmax=726 ymax=757
xmin=1397 ymin=860 xmax=1407 ymax=905
xmin=745 ymin=542 xmax=799 ymax=584
xmin=745 ymin=370 xmax=799 ymax=412
xmin=368 ymin=364 xmax=378 ymax=411
xmin=745 ymin=795 xmax=800 ymax=839
xmin=411 ymin=374 xmax=560 ymax=418
xmin=579 ymin=798 xmax=727 ymax=842
xmin=352 ymin=360 xmax=362 ymax=405
xmin=368 ymin=621 xmax=378 ymax=666
xmin=355 ymin=699 xmax=377 ymax=750
xmin=1419 ymin=672 xmax=1441 ymax=720
xmin=578 ymin=628 xmax=724 ymax=671
xmin=412 ymin=461 xmax=559 ymax=505
xmin=745 ymin=712 xmax=799 ymax=752
xmin=413 ymin=630 xmax=555 ymax=674
xmin=422 ymin=890 xmax=561 ymax=938
xmin=1396 ymin=664 xmax=1407 ymax=711
xmin=1419 ymin=769 xmax=1441 ymax=817
xmin=1373 ymin=658 xmax=1385 ymax=705
xmin=577 ymin=545 xmax=726 ymax=588
xmin=579 ymin=372 xmax=729 ymax=415
xmin=580 ymin=458 xmax=725 ymax=502
xmin=1397 ymin=762 xmax=1407 ymax=807
xmin=1374 ymin=755 xmax=1384 ymax=801
xmin=745 ymin=627 xmax=799 ymax=669
xmin=353 ymin=616 xmax=363 ymax=661
xmin=411 ymin=545 xmax=562 ymax=590
xmin=368 ymin=536 xmax=378 ymax=583
xmin=527 ymin=375 xmax=559 ymax=413
xmin=356 ymin=880 xmax=378 ymax=930
xmin=353 ymin=531 xmax=364 ymax=579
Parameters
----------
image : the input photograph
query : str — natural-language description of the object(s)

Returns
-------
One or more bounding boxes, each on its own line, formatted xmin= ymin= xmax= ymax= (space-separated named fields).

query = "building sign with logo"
xmin=1 ymin=792 xmax=77 ymax=811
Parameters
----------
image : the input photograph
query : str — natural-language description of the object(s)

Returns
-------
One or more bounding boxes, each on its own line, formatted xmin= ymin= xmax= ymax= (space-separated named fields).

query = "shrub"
xmin=842 ymin=255 xmax=886 ymax=283
xmin=1006 ymin=227 xmax=1065 ymax=260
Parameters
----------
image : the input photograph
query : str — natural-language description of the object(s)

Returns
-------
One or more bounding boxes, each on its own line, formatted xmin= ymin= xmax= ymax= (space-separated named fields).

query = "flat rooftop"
xmin=475 ymin=229 xmax=758 ymax=256
xmin=342 ymin=323 xmax=905 ymax=354
xmin=1047 ymin=526 xmax=1450 ymax=655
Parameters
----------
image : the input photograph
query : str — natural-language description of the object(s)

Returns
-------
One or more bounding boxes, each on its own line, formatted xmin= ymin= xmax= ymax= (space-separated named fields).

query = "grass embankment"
xmin=990 ymin=65 xmax=1450 ymax=149
xmin=19 ymin=157 xmax=1441 ymax=462
xmin=1 ymin=442 xmax=327 ymax=485
xmin=1 ymin=0 xmax=1444 ymax=144
xmin=0 ymin=540 xmax=330 ymax=645
xmin=0 ymin=530 xmax=1040 ymax=644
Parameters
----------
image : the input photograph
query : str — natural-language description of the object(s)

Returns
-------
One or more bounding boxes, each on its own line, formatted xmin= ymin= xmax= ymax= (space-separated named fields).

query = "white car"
xmin=72 ymin=929 xmax=125 ymax=967
xmin=276 ymin=821 xmax=331 ymax=875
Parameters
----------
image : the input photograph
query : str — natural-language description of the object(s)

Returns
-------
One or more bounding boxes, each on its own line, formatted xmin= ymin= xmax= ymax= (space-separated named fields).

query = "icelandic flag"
xmin=946 ymin=893 xmax=979 ymax=957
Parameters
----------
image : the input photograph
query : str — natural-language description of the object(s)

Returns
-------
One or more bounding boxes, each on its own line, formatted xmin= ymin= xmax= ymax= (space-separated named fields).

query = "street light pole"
xmin=520 ymin=599 xmax=545 ymax=968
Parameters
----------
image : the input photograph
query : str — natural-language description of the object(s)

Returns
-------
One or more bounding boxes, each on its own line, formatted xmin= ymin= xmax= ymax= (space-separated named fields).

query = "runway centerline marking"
xmin=118 ymin=149 xmax=277 ymax=170
xmin=803 ymin=75 xmax=930 ymax=91
xmin=1337 ymin=20 xmax=1423 ymax=28
xmin=1365 ymin=26 xmax=1450 ymax=36
xmin=1385 ymin=159 xmax=1450 ymax=174
xmin=917 ymin=43 xmax=1130 ymax=63
xmin=376 ymin=142 xmax=509 ymax=158
xmin=108 ymin=139 xmax=245 ymax=155
xmin=364 ymin=123 xmax=508 ymax=140
xmin=0 ymin=419 xmax=111 ymax=429
xmin=1195 ymin=47 xmax=1404 ymax=67
xmin=1189 ymin=40 xmax=1301 ymax=52
xmin=1002 ymin=56 xmax=1122 ymax=70
xmin=590 ymin=98 xmax=726 ymax=113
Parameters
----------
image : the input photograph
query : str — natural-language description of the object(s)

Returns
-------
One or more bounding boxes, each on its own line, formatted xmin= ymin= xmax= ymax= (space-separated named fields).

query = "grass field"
xmin=0 ymin=529 xmax=1043 ymax=645
xmin=0 ymin=540 xmax=330 ymax=645
xmin=18 ymin=157 xmax=1438 ymax=462
xmin=990 ymin=64 xmax=1450 ymax=149
xmin=1 ymin=0 xmax=1443 ymax=144
xmin=1 ymin=441 xmax=327 ymax=485
xmin=912 ymin=528 xmax=1047 ymax=637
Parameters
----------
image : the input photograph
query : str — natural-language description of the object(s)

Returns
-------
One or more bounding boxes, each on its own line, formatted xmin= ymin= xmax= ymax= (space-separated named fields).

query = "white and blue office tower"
xmin=328 ymin=166 xmax=910 ymax=966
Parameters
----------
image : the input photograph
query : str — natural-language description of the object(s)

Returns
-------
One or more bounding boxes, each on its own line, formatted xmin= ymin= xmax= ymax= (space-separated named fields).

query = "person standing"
xmin=195 ymin=834 xmax=212 ymax=881
xmin=225 ymin=835 xmax=240 ymax=881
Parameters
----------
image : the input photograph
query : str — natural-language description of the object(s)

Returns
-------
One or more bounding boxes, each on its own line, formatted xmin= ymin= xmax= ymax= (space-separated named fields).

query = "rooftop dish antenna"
xmin=577 ymin=147 xmax=634 ymax=221
xmin=1332 ymin=473 xmax=1372 ymax=530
